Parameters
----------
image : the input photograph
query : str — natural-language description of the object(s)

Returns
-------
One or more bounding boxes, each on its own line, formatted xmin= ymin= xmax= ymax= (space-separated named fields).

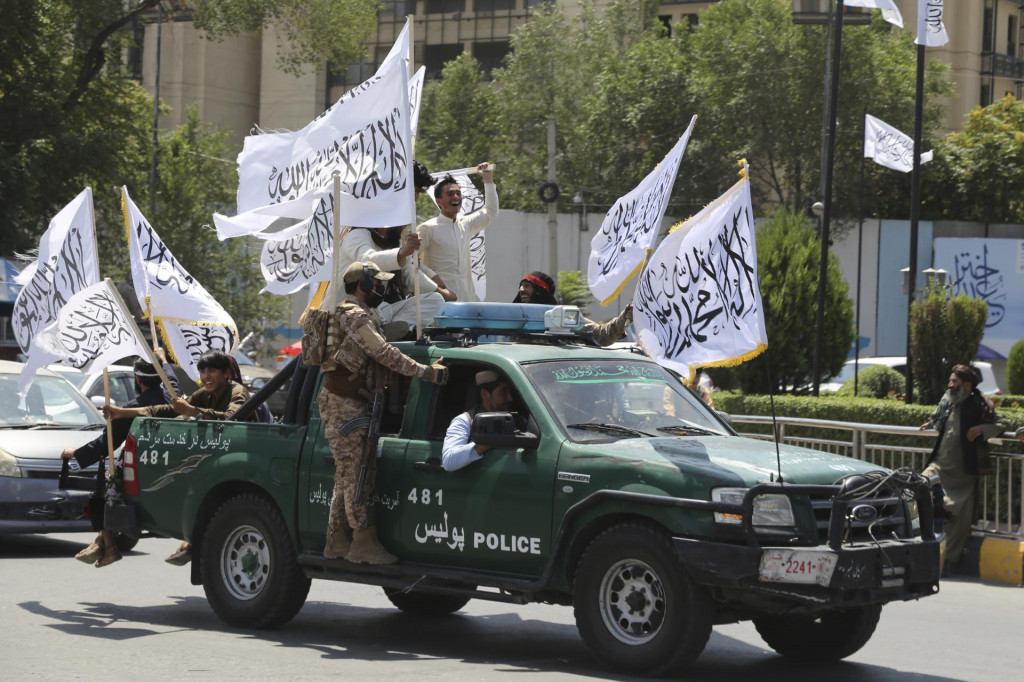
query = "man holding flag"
xmin=63 ymin=349 xmax=178 ymax=568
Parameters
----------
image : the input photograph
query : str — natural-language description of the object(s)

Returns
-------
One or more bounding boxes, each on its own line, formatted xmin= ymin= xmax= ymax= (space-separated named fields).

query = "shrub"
xmin=732 ymin=208 xmax=854 ymax=394
xmin=910 ymin=279 xmax=987 ymax=405
xmin=835 ymin=364 xmax=905 ymax=399
xmin=1008 ymin=340 xmax=1024 ymax=395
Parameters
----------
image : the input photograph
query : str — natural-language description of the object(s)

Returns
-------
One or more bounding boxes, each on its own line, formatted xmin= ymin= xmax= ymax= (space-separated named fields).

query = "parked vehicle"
xmin=119 ymin=304 xmax=941 ymax=676
xmin=822 ymin=356 xmax=1002 ymax=395
xmin=0 ymin=360 xmax=105 ymax=534
xmin=233 ymin=351 xmax=287 ymax=417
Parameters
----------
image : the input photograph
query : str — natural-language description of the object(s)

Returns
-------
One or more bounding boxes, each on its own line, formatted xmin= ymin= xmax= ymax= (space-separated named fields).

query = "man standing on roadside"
xmin=920 ymin=364 xmax=1007 ymax=574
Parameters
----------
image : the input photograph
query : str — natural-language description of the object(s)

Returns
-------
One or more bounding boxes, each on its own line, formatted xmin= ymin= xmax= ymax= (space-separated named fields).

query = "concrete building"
xmin=133 ymin=1 xmax=1024 ymax=145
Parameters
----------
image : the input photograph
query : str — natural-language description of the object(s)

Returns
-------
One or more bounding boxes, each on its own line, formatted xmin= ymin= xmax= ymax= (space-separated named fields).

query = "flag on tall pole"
xmin=632 ymin=173 xmax=766 ymax=379
xmin=845 ymin=0 xmax=903 ymax=28
xmin=122 ymin=187 xmax=238 ymax=380
xmin=588 ymin=116 xmax=697 ymax=305
xmin=864 ymin=114 xmax=933 ymax=172
xmin=915 ymin=0 xmax=948 ymax=47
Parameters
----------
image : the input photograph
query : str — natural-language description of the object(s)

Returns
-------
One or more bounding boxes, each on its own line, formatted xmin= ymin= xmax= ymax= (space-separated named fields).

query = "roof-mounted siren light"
xmin=544 ymin=306 xmax=583 ymax=333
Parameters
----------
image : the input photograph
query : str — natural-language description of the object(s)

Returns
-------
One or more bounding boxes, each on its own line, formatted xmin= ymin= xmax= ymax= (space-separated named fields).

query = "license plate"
xmin=758 ymin=549 xmax=837 ymax=587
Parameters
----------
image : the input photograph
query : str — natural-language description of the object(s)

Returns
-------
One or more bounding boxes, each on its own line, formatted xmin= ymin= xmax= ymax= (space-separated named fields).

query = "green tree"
xmin=686 ymin=0 xmax=949 ymax=217
xmin=732 ymin=208 xmax=854 ymax=394
xmin=1007 ymin=339 xmax=1024 ymax=395
xmin=417 ymin=53 xmax=499 ymax=176
xmin=909 ymin=280 xmax=988 ymax=404
xmin=556 ymin=271 xmax=595 ymax=314
xmin=156 ymin=108 xmax=284 ymax=336
xmin=1 ymin=0 xmax=380 ymax=255
xmin=925 ymin=95 xmax=1024 ymax=224
xmin=487 ymin=0 xmax=667 ymax=212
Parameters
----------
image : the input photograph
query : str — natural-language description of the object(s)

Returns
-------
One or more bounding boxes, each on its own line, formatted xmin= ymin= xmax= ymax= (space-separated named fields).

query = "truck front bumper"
xmin=673 ymin=535 xmax=941 ymax=608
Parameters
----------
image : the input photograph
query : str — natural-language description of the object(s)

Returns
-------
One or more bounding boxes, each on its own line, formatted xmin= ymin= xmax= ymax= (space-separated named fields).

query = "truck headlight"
xmin=0 ymin=449 xmax=24 ymax=478
xmin=712 ymin=487 xmax=795 ymax=527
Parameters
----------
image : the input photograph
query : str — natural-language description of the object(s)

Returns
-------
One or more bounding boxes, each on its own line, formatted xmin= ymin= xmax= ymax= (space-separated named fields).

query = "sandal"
xmin=165 ymin=548 xmax=192 ymax=566
xmin=75 ymin=539 xmax=104 ymax=564
xmin=95 ymin=546 xmax=122 ymax=568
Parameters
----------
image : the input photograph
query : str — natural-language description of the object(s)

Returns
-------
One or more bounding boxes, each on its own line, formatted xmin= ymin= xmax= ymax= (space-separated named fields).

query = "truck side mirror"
xmin=470 ymin=412 xmax=539 ymax=450
xmin=715 ymin=410 xmax=733 ymax=428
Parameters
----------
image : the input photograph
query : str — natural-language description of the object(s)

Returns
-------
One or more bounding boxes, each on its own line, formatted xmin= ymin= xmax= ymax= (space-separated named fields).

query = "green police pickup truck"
xmin=121 ymin=304 xmax=940 ymax=677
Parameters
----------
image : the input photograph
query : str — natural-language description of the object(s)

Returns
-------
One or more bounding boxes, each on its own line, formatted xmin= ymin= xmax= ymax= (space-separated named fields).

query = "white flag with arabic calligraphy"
xmin=588 ymin=115 xmax=697 ymax=305
xmin=633 ymin=175 xmax=767 ymax=379
xmin=12 ymin=188 xmax=100 ymax=354
xmin=864 ymin=114 xmax=933 ymax=172
xmin=25 ymin=279 xmax=148 ymax=375
xmin=257 ymin=190 xmax=334 ymax=295
xmin=916 ymin=0 xmax=948 ymax=47
xmin=122 ymin=187 xmax=238 ymax=380
xmin=233 ymin=22 xmax=413 ymax=225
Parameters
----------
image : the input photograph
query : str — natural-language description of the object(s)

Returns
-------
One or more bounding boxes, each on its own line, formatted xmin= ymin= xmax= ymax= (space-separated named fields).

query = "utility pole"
xmin=148 ymin=1 xmax=163 ymax=215
xmin=547 ymin=117 xmax=558 ymax=277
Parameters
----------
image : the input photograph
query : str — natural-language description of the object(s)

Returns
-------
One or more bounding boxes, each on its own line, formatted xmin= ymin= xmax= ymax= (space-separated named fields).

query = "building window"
xmin=1008 ymin=15 xmax=1018 ymax=57
xmin=474 ymin=0 xmax=516 ymax=12
xmin=425 ymin=0 xmax=464 ymax=13
xmin=472 ymin=41 xmax=510 ymax=78
xmin=981 ymin=82 xmax=991 ymax=107
xmin=424 ymin=43 xmax=465 ymax=80
xmin=380 ymin=1 xmax=416 ymax=18
xmin=983 ymin=4 xmax=994 ymax=52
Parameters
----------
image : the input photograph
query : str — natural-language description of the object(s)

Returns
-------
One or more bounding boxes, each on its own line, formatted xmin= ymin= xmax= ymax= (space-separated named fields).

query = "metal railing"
xmin=731 ymin=415 xmax=1024 ymax=538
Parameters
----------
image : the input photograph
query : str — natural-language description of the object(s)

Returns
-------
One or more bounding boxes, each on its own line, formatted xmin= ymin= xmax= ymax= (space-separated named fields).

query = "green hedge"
xmin=715 ymin=392 xmax=1024 ymax=453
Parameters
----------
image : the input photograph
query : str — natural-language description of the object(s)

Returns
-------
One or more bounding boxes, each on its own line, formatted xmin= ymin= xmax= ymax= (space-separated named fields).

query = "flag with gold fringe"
xmin=633 ymin=171 xmax=766 ymax=379
xmin=122 ymin=187 xmax=238 ymax=380
xmin=588 ymin=116 xmax=696 ymax=305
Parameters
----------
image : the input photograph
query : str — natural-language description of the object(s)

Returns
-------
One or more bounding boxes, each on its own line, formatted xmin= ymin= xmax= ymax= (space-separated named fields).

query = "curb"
xmin=954 ymin=533 xmax=1024 ymax=585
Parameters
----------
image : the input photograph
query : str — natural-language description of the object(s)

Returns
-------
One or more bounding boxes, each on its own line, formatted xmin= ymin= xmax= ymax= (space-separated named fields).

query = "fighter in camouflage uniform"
xmin=318 ymin=261 xmax=448 ymax=564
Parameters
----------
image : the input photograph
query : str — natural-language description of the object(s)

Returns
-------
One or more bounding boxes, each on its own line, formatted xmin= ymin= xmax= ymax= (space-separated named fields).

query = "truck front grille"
xmin=810 ymin=494 xmax=909 ymax=544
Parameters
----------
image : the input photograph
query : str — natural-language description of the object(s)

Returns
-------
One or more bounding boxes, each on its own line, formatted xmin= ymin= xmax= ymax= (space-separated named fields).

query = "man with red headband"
xmin=513 ymin=271 xmax=632 ymax=347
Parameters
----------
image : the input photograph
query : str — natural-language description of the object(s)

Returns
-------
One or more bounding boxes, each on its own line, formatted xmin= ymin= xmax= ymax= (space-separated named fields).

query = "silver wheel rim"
xmin=598 ymin=558 xmax=666 ymax=645
xmin=220 ymin=524 xmax=270 ymax=601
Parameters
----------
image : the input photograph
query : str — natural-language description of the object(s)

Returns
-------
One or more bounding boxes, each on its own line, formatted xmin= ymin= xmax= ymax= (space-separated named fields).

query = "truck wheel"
xmin=201 ymin=494 xmax=311 ymax=629
xmin=383 ymin=588 xmax=471 ymax=616
xmin=114 ymin=533 xmax=139 ymax=553
xmin=572 ymin=523 xmax=712 ymax=676
xmin=753 ymin=604 xmax=882 ymax=662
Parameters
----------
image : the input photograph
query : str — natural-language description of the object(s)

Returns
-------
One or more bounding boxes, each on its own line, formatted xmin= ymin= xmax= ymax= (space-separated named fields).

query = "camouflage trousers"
xmin=317 ymin=388 xmax=373 ymax=532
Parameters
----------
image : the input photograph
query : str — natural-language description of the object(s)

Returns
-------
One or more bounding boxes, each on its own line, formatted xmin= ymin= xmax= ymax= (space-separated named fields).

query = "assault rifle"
xmin=353 ymin=390 xmax=385 ymax=507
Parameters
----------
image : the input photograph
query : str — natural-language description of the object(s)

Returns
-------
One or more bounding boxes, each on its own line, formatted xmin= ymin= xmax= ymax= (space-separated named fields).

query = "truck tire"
xmin=114 ymin=533 xmax=139 ymax=553
xmin=753 ymin=604 xmax=882 ymax=662
xmin=572 ymin=523 xmax=712 ymax=676
xmin=383 ymin=588 xmax=471 ymax=616
xmin=201 ymin=494 xmax=311 ymax=629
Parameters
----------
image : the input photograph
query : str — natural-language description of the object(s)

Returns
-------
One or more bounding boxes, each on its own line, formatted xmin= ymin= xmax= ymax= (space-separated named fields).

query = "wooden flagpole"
xmin=102 ymin=368 xmax=116 ymax=478
xmin=407 ymin=15 xmax=423 ymax=340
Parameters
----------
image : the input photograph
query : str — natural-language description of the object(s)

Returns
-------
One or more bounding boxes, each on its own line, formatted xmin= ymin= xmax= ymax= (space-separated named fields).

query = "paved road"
xmin=1 ymin=533 xmax=1020 ymax=681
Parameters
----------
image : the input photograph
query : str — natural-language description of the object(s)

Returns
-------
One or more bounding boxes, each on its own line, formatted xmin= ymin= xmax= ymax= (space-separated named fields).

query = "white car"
xmin=48 ymin=364 xmax=137 ymax=407
xmin=822 ymin=356 xmax=1002 ymax=395
xmin=0 ymin=360 xmax=106 ymax=534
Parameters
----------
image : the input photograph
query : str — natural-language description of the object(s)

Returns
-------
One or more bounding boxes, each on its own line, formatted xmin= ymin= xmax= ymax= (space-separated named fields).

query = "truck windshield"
xmin=522 ymin=360 xmax=726 ymax=442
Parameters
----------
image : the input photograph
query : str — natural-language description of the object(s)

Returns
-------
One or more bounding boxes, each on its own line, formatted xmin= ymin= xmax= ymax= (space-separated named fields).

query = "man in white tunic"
xmin=340 ymin=226 xmax=453 ymax=337
xmin=417 ymin=162 xmax=499 ymax=302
